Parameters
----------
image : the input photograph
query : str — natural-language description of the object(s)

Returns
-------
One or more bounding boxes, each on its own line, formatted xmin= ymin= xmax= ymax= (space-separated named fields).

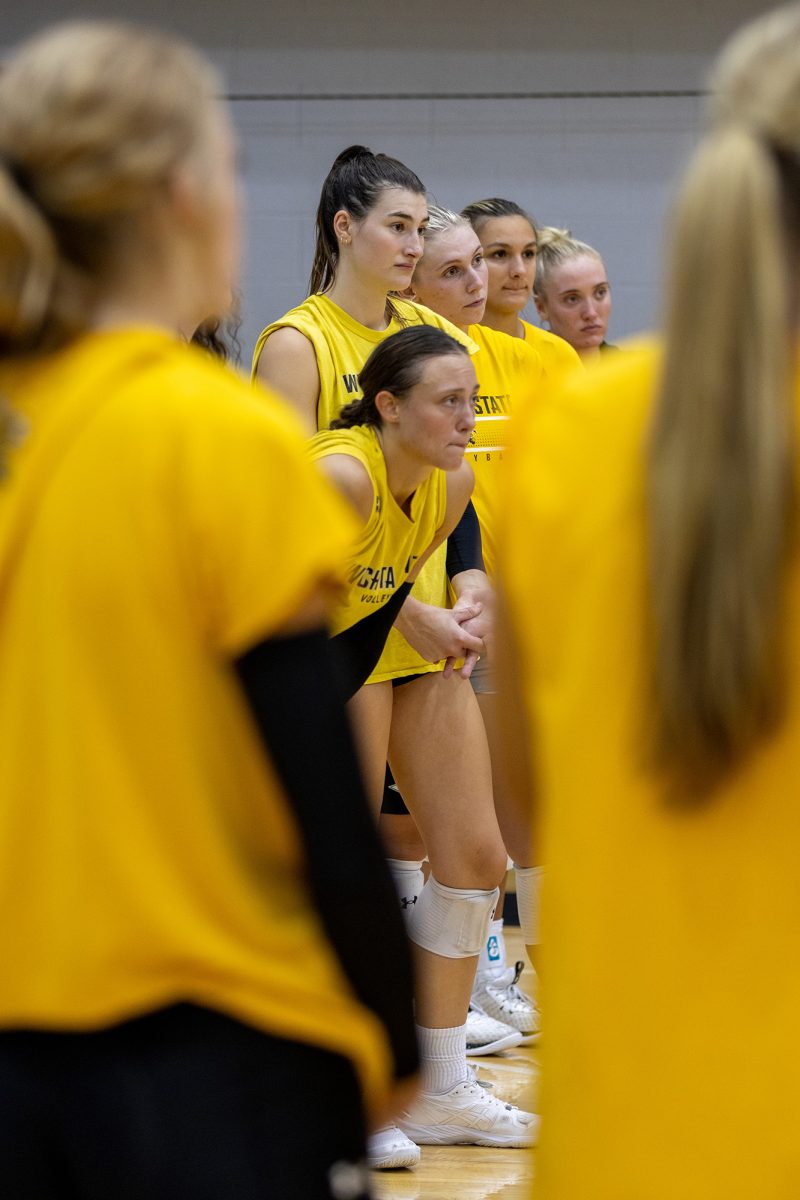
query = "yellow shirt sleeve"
xmin=182 ymin=381 xmax=359 ymax=655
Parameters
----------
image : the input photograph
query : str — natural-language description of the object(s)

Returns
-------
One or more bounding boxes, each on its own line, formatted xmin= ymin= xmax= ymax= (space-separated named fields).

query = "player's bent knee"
xmin=407 ymin=874 xmax=499 ymax=958
xmin=465 ymin=842 xmax=509 ymax=890
xmin=431 ymin=839 xmax=507 ymax=891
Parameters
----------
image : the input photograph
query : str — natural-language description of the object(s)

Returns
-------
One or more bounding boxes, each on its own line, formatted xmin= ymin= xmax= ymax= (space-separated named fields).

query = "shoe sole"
xmin=397 ymin=1120 xmax=538 ymax=1149
xmin=478 ymin=1010 xmax=541 ymax=1039
xmin=368 ymin=1147 xmax=421 ymax=1170
xmin=466 ymin=1028 xmax=524 ymax=1056
xmin=517 ymin=1031 xmax=540 ymax=1046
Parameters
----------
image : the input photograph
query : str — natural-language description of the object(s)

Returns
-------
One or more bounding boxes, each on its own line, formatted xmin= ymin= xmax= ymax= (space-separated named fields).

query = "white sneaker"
xmin=465 ymin=1003 xmax=523 ymax=1056
xmin=367 ymin=1124 xmax=420 ymax=1170
xmin=472 ymin=961 xmax=541 ymax=1045
xmin=397 ymin=1077 xmax=539 ymax=1147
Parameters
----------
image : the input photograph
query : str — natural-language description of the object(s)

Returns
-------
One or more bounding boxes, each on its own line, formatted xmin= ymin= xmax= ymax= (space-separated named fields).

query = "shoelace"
xmin=489 ymin=961 xmax=538 ymax=1014
xmin=466 ymin=1063 xmax=493 ymax=1090
xmin=459 ymin=1078 xmax=518 ymax=1115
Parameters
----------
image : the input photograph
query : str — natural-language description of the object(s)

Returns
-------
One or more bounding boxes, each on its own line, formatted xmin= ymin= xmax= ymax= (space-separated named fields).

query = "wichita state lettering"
xmin=469 ymin=392 xmax=513 ymax=459
xmin=309 ymin=423 xmax=448 ymax=636
xmin=350 ymin=562 xmax=396 ymax=590
xmin=473 ymin=392 xmax=512 ymax=417
xmin=465 ymin=323 xmax=546 ymax=580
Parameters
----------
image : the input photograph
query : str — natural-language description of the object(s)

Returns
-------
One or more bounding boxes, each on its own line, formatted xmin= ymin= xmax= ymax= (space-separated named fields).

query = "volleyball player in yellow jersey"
xmin=251 ymin=147 xmax=523 ymax=1168
xmin=251 ymin=145 xmax=475 ymax=435
xmin=461 ymin=196 xmax=582 ymax=378
xmin=252 ymin=146 xmax=488 ymax=685
xmin=534 ymin=226 xmax=616 ymax=362
xmin=312 ymin=328 xmax=473 ymax=673
xmin=499 ymin=8 xmax=800 ymax=1197
xmin=0 ymin=23 xmax=418 ymax=1198
xmin=312 ymin=326 xmax=537 ymax=1161
xmin=382 ymin=207 xmax=542 ymax=1044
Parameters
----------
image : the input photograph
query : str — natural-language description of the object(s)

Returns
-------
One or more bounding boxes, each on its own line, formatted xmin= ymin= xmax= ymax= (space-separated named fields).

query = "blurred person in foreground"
xmin=498 ymin=6 xmax=800 ymax=1197
xmin=0 ymin=21 xmax=416 ymax=1200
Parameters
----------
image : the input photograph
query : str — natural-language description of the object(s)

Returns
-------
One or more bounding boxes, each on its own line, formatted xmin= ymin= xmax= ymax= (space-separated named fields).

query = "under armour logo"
xmin=400 ymin=895 xmax=417 ymax=909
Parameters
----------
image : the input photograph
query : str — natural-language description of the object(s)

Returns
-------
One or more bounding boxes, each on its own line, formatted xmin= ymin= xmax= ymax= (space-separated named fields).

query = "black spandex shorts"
xmin=383 ymin=671 xmax=437 ymax=815
xmin=390 ymin=671 xmax=429 ymax=689
xmin=381 ymin=763 xmax=409 ymax=816
xmin=0 ymin=1003 xmax=370 ymax=1200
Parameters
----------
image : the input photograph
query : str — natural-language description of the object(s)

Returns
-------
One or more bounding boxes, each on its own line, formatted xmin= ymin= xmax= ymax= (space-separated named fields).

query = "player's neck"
xmin=327 ymin=271 xmax=391 ymax=332
xmin=483 ymin=307 xmax=522 ymax=339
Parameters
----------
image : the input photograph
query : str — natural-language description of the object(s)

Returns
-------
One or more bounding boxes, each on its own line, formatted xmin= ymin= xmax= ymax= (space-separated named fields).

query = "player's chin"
xmin=441 ymin=444 xmax=469 ymax=470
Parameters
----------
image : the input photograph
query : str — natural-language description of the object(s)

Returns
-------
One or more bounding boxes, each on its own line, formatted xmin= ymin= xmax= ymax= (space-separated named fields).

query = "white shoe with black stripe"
xmin=465 ymin=1002 xmax=523 ymax=1056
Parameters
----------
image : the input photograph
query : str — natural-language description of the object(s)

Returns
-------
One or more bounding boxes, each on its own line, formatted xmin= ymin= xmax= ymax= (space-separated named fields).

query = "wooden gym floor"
xmin=372 ymin=927 xmax=537 ymax=1200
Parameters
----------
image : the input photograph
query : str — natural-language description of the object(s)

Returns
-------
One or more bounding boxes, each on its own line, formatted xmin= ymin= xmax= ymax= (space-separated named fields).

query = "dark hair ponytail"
xmin=190 ymin=303 xmax=242 ymax=365
xmin=308 ymin=144 xmax=425 ymax=295
xmin=331 ymin=325 xmax=469 ymax=429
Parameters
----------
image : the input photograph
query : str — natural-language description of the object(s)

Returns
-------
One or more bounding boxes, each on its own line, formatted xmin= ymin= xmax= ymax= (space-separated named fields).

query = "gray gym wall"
xmin=3 ymin=1 xmax=769 ymax=363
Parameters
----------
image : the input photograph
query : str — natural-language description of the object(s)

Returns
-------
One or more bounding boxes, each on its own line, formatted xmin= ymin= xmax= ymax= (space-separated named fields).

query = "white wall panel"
xmin=1 ymin=0 xmax=767 ymax=361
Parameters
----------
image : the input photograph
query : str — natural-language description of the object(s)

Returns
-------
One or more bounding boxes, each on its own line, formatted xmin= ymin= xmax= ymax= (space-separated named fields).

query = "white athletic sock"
xmin=416 ymin=1023 xmax=469 ymax=1095
xmin=514 ymin=865 xmax=543 ymax=948
xmin=477 ymin=917 xmax=506 ymax=978
xmin=386 ymin=858 xmax=425 ymax=917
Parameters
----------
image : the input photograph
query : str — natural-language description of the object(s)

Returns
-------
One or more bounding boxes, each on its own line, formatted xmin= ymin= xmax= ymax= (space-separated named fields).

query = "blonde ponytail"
xmin=0 ymin=166 xmax=56 ymax=345
xmin=648 ymin=119 xmax=796 ymax=791
xmin=0 ymin=163 xmax=92 ymax=355
xmin=0 ymin=21 xmax=218 ymax=357
xmin=534 ymin=226 xmax=603 ymax=297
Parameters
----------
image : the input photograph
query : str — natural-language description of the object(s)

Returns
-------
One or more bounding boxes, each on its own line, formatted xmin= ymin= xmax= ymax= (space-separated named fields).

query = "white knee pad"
xmin=407 ymin=874 xmax=499 ymax=959
xmin=386 ymin=858 xmax=426 ymax=920
xmin=514 ymin=865 xmax=543 ymax=946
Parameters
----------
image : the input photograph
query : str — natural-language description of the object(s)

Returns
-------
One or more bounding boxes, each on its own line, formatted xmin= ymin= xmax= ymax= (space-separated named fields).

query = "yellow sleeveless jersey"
xmin=310 ymin=425 xmax=447 ymax=651
xmin=375 ymin=323 xmax=545 ymax=680
xmin=520 ymin=318 xmax=582 ymax=378
xmin=0 ymin=329 xmax=394 ymax=1113
xmin=500 ymin=342 xmax=800 ymax=1198
xmin=252 ymin=294 xmax=477 ymax=432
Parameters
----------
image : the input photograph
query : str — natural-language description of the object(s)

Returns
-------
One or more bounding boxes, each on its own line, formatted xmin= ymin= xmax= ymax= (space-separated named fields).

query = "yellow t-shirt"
xmin=375 ymin=324 xmax=544 ymax=681
xmin=520 ymin=317 xmax=582 ymax=378
xmin=466 ymin=323 xmax=544 ymax=579
xmin=252 ymin=293 xmax=477 ymax=432
xmin=309 ymin=424 xmax=447 ymax=645
xmin=0 ymin=328 xmax=394 ymax=1112
xmin=500 ymin=342 xmax=800 ymax=1198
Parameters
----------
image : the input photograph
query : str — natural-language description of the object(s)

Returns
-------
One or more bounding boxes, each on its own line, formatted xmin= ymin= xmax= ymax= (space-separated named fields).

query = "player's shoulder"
xmin=472 ymin=322 xmax=539 ymax=363
xmin=394 ymin=298 xmax=477 ymax=353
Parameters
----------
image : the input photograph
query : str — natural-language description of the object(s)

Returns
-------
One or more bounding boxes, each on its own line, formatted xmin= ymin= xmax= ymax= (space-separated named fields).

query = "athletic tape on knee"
xmin=407 ymin=874 xmax=499 ymax=959
xmin=514 ymin=865 xmax=543 ymax=946
xmin=386 ymin=858 xmax=425 ymax=920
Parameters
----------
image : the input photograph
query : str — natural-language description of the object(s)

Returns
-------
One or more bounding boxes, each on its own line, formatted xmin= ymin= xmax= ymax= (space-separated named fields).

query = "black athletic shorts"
xmin=381 ymin=674 xmax=428 ymax=817
xmin=0 ymin=1003 xmax=371 ymax=1200
xmin=381 ymin=763 xmax=409 ymax=816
